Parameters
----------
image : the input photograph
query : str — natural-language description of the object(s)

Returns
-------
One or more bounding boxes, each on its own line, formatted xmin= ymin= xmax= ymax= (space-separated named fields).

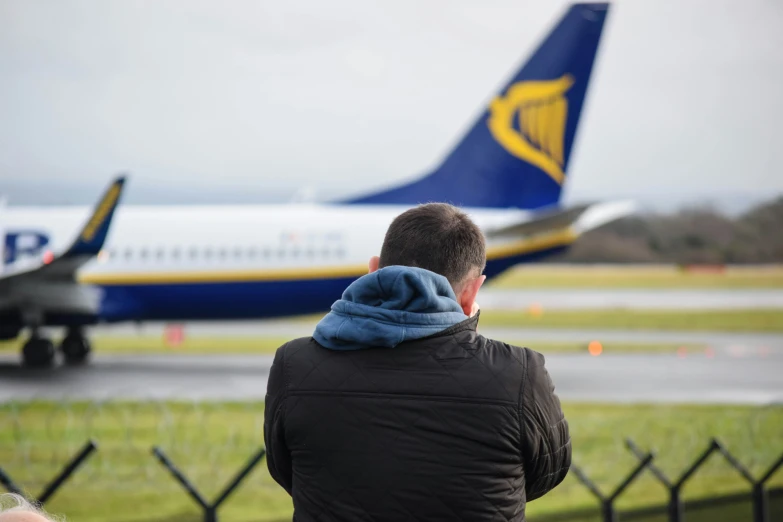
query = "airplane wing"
xmin=486 ymin=200 xmax=636 ymax=239
xmin=0 ymin=176 xmax=126 ymax=287
xmin=486 ymin=204 xmax=591 ymax=238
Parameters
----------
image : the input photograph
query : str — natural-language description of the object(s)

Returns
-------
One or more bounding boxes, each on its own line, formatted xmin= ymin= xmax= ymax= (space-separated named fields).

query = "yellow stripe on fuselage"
xmin=77 ymin=228 xmax=577 ymax=286
xmin=78 ymin=264 xmax=369 ymax=285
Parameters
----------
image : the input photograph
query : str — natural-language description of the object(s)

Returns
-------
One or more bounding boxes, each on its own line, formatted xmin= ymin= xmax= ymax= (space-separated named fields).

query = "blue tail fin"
xmin=64 ymin=175 xmax=126 ymax=258
xmin=345 ymin=3 xmax=609 ymax=210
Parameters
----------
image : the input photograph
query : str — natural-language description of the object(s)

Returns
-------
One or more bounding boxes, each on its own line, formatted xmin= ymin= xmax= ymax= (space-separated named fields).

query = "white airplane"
xmin=1 ymin=3 xmax=630 ymax=366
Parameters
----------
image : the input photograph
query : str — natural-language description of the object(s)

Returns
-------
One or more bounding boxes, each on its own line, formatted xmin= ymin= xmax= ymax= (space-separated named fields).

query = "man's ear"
xmin=458 ymin=275 xmax=486 ymax=316
xmin=368 ymin=256 xmax=380 ymax=273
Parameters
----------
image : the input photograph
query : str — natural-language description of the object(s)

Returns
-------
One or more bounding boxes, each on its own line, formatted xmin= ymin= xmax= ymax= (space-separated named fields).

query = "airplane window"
xmin=204 ymin=248 xmax=212 ymax=260
xmin=217 ymin=248 xmax=227 ymax=260
xmin=291 ymin=248 xmax=300 ymax=258
xmin=262 ymin=247 xmax=272 ymax=258
xmin=156 ymin=248 xmax=165 ymax=260
xmin=306 ymin=248 xmax=315 ymax=258
xmin=335 ymin=247 xmax=346 ymax=258
xmin=189 ymin=247 xmax=198 ymax=259
xmin=233 ymin=247 xmax=243 ymax=258
xmin=248 ymin=248 xmax=258 ymax=259
xmin=124 ymin=248 xmax=133 ymax=260
xmin=277 ymin=248 xmax=286 ymax=258
xmin=139 ymin=248 xmax=149 ymax=260
xmin=172 ymin=248 xmax=180 ymax=260
xmin=322 ymin=248 xmax=330 ymax=258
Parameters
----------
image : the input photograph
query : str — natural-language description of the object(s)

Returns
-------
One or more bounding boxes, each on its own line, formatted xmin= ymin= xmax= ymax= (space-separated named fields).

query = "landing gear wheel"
xmin=22 ymin=336 xmax=55 ymax=368
xmin=60 ymin=330 xmax=91 ymax=365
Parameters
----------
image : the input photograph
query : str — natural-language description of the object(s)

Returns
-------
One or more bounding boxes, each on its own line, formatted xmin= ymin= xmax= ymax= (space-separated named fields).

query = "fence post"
xmin=152 ymin=446 xmax=266 ymax=522
xmin=626 ymin=439 xmax=676 ymax=521
xmin=671 ymin=439 xmax=721 ymax=522
xmin=571 ymin=452 xmax=653 ymax=522
xmin=628 ymin=438 xmax=724 ymax=522
xmin=754 ymin=452 xmax=783 ymax=522
xmin=0 ymin=440 xmax=97 ymax=505
xmin=714 ymin=442 xmax=783 ymax=522
xmin=631 ymin=437 xmax=783 ymax=522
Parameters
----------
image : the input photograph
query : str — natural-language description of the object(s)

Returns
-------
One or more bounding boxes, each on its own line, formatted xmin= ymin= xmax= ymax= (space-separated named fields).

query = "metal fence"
xmin=2 ymin=437 xmax=781 ymax=522
xmin=566 ymin=438 xmax=783 ymax=522
xmin=532 ymin=489 xmax=783 ymax=522
xmin=1 ymin=441 xmax=266 ymax=522
xmin=0 ymin=400 xmax=781 ymax=522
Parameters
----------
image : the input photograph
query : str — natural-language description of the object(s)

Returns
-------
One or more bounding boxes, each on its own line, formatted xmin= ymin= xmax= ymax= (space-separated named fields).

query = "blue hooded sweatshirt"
xmin=313 ymin=266 xmax=469 ymax=351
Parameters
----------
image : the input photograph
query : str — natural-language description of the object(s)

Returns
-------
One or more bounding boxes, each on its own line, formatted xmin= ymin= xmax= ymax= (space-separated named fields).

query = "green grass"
xmin=0 ymin=337 xmax=297 ymax=356
xmin=489 ymin=264 xmax=783 ymax=289
xmin=0 ymin=401 xmax=780 ymax=522
xmin=478 ymin=308 xmax=783 ymax=332
xmin=0 ymin=337 xmax=702 ymax=356
xmin=74 ymin=336 xmax=291 ymax=355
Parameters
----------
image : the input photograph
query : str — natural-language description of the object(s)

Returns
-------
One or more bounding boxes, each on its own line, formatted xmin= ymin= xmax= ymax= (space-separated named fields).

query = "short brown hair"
xmin=379 ymin=203 xmax=486 ymax=289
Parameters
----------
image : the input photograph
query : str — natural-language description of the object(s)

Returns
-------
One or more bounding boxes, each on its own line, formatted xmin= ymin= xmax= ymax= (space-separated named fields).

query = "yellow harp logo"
xmin=487 ymin=75 xmax=574 ymax=185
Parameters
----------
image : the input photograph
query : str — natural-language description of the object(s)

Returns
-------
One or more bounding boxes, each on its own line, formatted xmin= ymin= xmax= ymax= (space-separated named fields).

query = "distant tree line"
xmin=557 ymin=197 xmax=783 ymax=264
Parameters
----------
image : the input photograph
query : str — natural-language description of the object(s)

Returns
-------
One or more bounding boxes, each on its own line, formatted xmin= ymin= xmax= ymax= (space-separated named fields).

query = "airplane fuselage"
xmin=2 ymin=204 xmax=573 ymax=325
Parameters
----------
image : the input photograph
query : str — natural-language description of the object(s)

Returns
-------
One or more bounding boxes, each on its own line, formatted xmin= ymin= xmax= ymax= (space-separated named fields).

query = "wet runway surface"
xmin=2 ymin=351 xmax=781 ymax=405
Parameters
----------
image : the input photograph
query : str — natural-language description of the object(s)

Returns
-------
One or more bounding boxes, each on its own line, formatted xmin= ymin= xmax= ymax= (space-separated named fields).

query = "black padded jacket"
xmin=264 ymin=314 xmax=571 ymax=521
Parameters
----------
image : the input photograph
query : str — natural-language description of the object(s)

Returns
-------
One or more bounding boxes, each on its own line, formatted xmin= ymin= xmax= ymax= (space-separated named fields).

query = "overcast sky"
xmin=1 ymin=0 xmax=782 ymax=210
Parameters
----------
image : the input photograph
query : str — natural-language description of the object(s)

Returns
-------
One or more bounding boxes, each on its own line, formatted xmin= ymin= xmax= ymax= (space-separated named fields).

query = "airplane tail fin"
xmin=64 ymin=175 xmax=126 ymax=258
xmin=0 ymin=175 xmax=127 ymax=282
xmin=345 ymin=3 xmax=610 ymax=210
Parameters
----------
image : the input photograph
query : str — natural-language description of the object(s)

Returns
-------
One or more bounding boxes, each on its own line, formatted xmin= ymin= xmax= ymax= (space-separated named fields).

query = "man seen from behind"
xmin=265 ymin=203 xmax=571 ymax=521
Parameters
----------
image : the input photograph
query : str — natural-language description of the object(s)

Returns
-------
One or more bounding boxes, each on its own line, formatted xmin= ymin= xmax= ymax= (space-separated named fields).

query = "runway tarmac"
xmin=1 ymin=351 xmax=781 ymax=405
